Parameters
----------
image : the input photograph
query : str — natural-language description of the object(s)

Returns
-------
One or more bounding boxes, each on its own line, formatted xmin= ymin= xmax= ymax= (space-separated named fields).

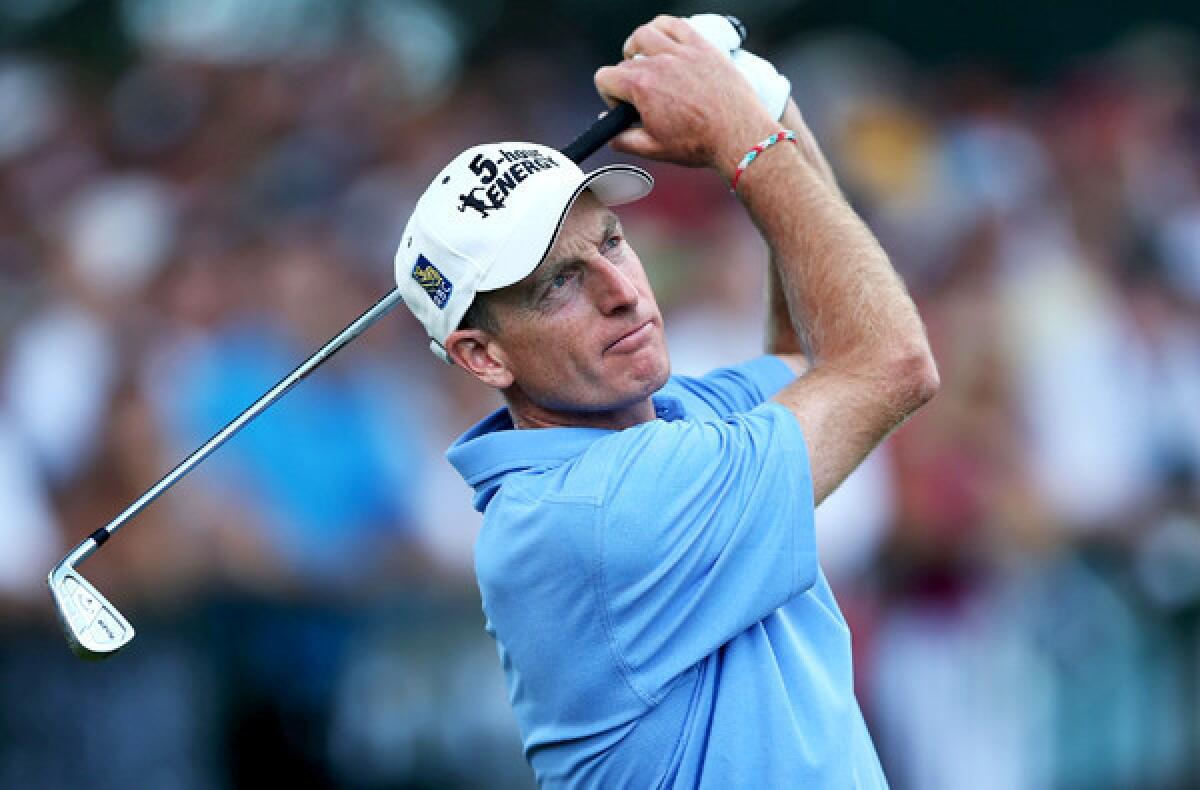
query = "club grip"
xmin=560 ymin=102 xmax=640 ymax=163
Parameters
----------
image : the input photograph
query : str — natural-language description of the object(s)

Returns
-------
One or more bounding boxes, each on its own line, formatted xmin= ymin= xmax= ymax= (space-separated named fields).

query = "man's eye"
xmin=602 ymin=236 xmax=621 ymax=253
xmin=542 ymin=270 xmax=574 ymax=299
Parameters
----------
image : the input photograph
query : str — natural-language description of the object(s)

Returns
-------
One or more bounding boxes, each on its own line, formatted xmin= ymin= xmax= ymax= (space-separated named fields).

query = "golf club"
xmin=48 ymin=16 xmax=747 ymax=660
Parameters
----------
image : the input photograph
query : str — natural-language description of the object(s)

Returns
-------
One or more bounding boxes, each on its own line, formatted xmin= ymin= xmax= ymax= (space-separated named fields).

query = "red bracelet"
xmin=730 ymin=130 xmax=797 ymax=192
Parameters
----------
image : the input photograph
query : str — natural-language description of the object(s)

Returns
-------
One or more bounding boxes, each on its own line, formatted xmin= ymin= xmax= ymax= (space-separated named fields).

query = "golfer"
xmin=394 ymin=15 xmax=937 ymax=788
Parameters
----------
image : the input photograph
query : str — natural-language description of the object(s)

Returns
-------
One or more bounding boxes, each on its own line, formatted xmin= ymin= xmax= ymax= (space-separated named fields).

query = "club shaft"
xmin=67 ymin=288 xmax=404 ymax=566
xmin=59 ymin=104 xmax=641 ymax=570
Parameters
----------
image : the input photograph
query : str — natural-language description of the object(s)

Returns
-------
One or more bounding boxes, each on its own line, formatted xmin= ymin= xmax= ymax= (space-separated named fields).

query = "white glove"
xmin=685 ymin=13 xmax=791 ymax=121
xmin=684 ymin=13 xmax=743 ymax=54
xmin=731 ymin=48 xmax=790 ymax=121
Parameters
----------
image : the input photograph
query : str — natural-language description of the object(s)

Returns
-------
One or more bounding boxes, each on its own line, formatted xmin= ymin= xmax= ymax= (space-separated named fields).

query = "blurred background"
xmin=2 ymin=0 xmax=1200 ymax=787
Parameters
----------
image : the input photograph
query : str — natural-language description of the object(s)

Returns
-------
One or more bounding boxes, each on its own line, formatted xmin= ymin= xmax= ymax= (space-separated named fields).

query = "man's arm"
xmin=595 ymin=16 xmax=938 ymax=505
xmin=766 ymin=99 xmax=832 ymax=368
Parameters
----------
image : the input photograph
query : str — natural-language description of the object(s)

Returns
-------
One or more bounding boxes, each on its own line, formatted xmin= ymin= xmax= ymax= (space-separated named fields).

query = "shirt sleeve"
xmin=586 ymin=401 xmax=817 ymax=703
xmin=669 ymin=355 xmax=797 ymax=418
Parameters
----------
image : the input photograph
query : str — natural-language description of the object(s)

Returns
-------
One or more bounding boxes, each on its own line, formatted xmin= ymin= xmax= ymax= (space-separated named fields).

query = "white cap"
xmin=395 ymin=142 xmax=653 ymax=362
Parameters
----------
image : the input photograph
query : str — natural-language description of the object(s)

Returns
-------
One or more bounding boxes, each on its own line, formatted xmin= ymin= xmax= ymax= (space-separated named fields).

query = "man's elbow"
xmin=884 ymin=343 xmax=940 ymax=415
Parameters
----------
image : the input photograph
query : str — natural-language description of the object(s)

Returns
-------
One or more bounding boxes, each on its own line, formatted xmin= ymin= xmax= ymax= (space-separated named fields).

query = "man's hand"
xmin=594 ymin=15 xmax=778 ymax=176
xmin=682 ymin=14 xmax=791 ymax=121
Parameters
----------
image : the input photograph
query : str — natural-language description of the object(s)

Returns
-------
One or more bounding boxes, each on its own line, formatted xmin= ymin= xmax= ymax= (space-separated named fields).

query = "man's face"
xmin=459 ymin=191 xmax=670 ymax=428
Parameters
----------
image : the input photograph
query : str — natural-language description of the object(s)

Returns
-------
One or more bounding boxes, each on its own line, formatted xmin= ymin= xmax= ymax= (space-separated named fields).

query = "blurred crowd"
xmin=2 ymin=3 xmax=1200 ymax=788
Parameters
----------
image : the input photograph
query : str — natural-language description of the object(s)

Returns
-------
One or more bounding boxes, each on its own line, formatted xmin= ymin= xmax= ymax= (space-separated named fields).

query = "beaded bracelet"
xmin=730 ymin=130 xmax=797 ymax=193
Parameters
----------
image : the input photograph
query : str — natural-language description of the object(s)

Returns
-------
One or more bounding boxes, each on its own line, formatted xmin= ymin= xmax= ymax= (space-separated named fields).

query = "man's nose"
xmin=590 ymin=258 xmax=639 ymax=314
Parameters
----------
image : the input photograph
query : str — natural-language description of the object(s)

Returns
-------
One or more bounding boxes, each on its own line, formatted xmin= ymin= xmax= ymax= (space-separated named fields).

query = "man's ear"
xmin=445 ymin=329 xmax=515 ymax=390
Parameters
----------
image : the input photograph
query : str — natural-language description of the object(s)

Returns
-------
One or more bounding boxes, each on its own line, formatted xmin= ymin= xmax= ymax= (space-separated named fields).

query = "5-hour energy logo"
xmin=458 ymin=148 xmax=559 ymax=218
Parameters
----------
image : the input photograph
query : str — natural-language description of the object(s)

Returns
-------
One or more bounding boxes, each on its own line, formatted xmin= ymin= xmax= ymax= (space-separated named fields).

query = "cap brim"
xmin=478 ymin=164 xmax=653 ymax=293
xmin=585 ymin=164 xmax=655 ymax=207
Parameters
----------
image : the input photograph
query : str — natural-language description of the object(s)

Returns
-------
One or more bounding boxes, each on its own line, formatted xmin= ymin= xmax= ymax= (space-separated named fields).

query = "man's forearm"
xmin=735 ymin=115 xmax=927 ymax=370
xmin=733 ymin=105 xmax=937 ymax=502
xmin=764 ymin=99 xmax=838 ymax=359
xmin=765 ymin=261 xmax=806 ymax=357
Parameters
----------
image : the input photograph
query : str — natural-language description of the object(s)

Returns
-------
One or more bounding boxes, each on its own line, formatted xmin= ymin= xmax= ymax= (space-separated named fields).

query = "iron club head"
xmin=47 ymin=562 xmax=135 ymax=660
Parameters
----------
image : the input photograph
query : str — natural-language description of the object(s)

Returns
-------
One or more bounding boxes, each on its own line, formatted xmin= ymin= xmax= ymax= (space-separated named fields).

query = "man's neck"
xmin=507 ymin=396 xmax=657 ymax=431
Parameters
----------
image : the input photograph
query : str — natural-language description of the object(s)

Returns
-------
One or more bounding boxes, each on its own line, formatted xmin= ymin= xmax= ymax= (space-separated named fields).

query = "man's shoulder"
xmin=663 ymin=355 xmax=798 ymax=418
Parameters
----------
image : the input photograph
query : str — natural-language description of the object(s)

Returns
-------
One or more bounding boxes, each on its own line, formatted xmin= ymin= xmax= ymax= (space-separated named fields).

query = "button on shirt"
xmin=447 ymin=356 xmax=888 ymax=788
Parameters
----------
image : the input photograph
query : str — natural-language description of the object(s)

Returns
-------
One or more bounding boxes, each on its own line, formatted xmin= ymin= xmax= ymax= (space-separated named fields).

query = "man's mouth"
xmin=606 ymin=320 xmax=655 ymax=354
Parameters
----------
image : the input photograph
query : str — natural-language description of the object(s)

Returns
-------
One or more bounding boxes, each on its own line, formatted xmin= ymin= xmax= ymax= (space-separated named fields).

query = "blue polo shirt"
xmin=447 ymin=356 xmax=888 ymax=788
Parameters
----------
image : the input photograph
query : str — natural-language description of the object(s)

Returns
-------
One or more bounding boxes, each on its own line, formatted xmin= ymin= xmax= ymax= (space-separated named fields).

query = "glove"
xmin=731 ymin=48 xmax=790 ymax=121
xmin=684 ymin=13 xmax=791 ymax=121
xmin=683 ymin=12 xmax=744 ymax=54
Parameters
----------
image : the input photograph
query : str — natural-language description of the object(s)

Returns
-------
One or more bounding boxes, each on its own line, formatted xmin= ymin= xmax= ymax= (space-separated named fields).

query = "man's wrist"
xmin=712 ymin=111 xmax=785 ymax=184
xmin=730 ymin=131 xmax=799 ymax=192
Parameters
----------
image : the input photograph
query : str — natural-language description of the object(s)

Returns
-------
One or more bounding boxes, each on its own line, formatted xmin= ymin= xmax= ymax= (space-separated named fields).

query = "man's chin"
xmin=636 ymin=344 xmax=671 ymax=393
xmin=606 ymin=341 xmax=668 ymax=390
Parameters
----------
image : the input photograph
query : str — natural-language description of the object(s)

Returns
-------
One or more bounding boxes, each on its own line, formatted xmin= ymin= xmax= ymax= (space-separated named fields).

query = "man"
xmin=394 ymin=15 xmax=937 ymax=788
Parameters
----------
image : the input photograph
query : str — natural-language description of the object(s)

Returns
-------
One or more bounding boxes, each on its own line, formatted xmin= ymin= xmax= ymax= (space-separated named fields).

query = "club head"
xmin=47 ymin=564 xmax=135 ymax=660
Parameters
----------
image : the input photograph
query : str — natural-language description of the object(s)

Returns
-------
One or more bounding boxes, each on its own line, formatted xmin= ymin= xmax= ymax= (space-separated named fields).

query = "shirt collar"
xmin=446 ymin=394 xmax=685 ymax=512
